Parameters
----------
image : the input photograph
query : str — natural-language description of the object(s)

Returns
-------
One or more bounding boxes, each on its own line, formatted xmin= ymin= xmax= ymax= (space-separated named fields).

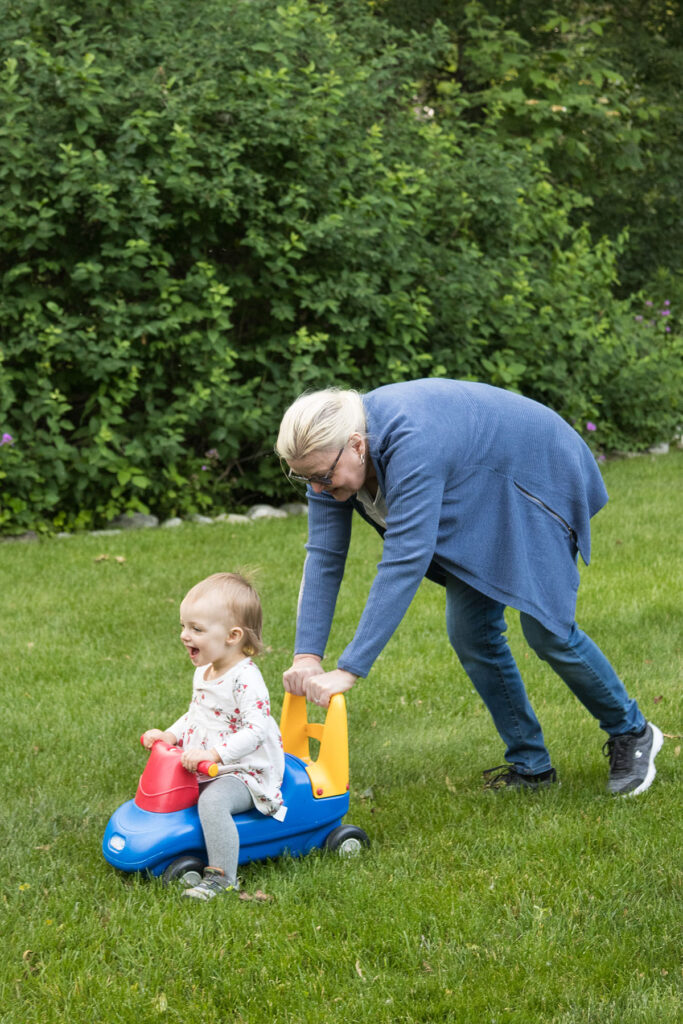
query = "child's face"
xmin=179 ymin=596 xmax=242 ymax=673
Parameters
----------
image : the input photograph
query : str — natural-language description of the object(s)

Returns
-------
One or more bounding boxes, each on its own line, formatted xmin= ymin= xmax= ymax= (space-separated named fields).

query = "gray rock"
xmin=647 ymin=442 xmax=670 ymax=455
xmin=106 ymin=513 xmax=159 ymax=530
xmin=190 ymin=514 xmax=215 ymax=525
xmin=0 ymin=530 xmax=39 ymax=543
xmin=90 ymin=529 xmax=123 ymax=537
xmin=281 ymin=502 xmax=308 ymax=517
xmin=247 ymin=504 xmax=288 ymax=520
xmin=161 ymin=517 xmax=183 ymax=529
xmin=215 ymin=513 xmax=252 ymax=524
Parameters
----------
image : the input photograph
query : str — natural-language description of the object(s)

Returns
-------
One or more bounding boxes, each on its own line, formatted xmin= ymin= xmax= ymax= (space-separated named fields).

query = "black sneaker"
xmin=482 ymin=764 xmax=557 ymax=790
xmin=603 ymin=722 xmax=663 ymax=796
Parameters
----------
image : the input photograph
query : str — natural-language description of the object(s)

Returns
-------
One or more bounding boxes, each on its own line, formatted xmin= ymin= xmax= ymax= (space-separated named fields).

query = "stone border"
xmin=1 ymin=502 xmax=308 ymax=543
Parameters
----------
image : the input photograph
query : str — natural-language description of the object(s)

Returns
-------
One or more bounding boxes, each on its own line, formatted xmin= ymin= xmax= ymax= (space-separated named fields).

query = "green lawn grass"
xmin=1 ymin=453 xmax=681 ymax=1023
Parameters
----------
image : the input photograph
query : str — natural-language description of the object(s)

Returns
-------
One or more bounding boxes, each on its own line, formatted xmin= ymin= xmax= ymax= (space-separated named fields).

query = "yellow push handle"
xmin=279 ymin=692 xmax=349 ymax=798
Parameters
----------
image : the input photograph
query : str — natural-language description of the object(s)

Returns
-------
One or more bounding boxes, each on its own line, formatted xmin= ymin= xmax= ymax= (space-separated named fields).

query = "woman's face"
xmin=288 ymin=433 xmax=367 ymax=501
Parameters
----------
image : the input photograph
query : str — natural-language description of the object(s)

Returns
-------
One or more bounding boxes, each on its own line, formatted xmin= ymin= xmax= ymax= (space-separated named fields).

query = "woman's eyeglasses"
xmin=287 ymin=446 xmax=345 ymax=487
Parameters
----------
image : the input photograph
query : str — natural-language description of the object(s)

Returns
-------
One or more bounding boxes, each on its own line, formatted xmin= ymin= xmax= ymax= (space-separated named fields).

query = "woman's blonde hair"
xmin=275 ymin=387 xmax=367 ymax=463
xmin=181 ymin=572 xmax=264 ymax=657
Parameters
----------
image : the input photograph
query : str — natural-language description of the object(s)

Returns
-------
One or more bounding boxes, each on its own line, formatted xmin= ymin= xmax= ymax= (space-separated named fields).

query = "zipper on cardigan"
xmin=514 ymin=482 xmax=577 ymax=541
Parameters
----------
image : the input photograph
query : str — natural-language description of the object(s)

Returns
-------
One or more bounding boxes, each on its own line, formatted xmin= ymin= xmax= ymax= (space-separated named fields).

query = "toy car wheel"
xmin=324 ymin=825 xmax=370 ymax=857
xmin=161 ymin=856 xmax=206 ymax=887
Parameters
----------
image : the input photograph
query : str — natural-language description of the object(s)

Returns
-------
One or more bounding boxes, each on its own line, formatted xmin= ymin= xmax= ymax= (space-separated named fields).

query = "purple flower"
xmin=660 ymin=309 xmax=670 ymax=316
xmin=597 ymin=454 xmax=606 ymax=463
xmin=645 ymin=300 xmax=653 ymax=307
xmin=0 ymin=432 xmax=13 ymax=446
xmin=665 ymin=326 xmax=671 ymax=333
xmin=205 ymin=448 xmax=219 ymax=459
xmin=664 ymin=300 xmax=670 ymax=306
xmin=201 ymin=465 xmax=209 ymax=471
xmin=586 ymin=422 xmax=597 ymax=432
xmin=635 ymin=315 xmax=644 ymax=322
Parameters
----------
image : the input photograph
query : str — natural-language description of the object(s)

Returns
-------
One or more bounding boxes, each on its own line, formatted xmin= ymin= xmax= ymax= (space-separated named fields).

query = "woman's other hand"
xmin=283 ymin=655 xmax=323 ymax=694
xmin=305 ymin=669 xmax=357 ymax=708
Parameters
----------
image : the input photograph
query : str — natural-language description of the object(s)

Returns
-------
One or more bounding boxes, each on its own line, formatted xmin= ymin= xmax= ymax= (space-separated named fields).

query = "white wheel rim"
xmin=338 ymin=836 xmax=363 ymax=856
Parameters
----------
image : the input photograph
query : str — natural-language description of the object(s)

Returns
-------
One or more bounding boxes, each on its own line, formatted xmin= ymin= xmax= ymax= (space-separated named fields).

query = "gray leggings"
xmin=198 ymin=774 xmax=254 ymax=886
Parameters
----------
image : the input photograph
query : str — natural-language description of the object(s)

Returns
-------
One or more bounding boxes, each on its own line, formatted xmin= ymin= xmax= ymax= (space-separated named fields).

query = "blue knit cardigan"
xmin=295 ymin=379 xmax=608 ymax=678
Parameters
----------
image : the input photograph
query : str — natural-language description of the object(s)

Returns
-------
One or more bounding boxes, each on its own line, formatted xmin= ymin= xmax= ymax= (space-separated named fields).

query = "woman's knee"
xmin=445 ymin=576 xmax=507 ymax=657
xmin=520 ymin=613 xmax=569 ymax=659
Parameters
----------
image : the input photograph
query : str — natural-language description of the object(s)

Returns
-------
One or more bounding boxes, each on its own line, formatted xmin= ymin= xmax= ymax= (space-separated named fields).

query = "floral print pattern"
xmin=168 ymin=657 xmax=286 ymax=820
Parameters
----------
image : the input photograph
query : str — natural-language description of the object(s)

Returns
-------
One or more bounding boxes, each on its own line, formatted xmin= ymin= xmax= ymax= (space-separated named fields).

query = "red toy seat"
xmin=135 ymin=741 xmax=200 ymax=813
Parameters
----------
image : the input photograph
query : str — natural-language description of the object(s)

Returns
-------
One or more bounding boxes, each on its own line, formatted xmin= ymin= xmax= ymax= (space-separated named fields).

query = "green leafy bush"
xmin=380 ymin=0 xmax=683 ymax=296
xmin=0 ymin=0 xmax=679 ymax=533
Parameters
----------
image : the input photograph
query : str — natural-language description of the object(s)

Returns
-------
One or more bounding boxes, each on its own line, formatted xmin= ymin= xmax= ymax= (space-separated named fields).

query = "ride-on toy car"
xmin=102 ymin=693 xmax=369 ymax=884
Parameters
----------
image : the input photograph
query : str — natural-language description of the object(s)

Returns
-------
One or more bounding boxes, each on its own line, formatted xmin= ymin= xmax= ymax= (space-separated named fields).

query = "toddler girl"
xmin=142 ymin=572 xmax=285 ymax=901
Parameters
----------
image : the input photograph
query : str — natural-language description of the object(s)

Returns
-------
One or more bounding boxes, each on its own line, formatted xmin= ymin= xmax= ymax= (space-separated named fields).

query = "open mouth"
xmin=186 ymin=645 xmax=200 ymax=659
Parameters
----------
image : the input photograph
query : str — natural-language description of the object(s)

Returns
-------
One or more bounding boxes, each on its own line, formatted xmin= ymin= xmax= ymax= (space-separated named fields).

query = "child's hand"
xmin=141 ymin=729 xmax=167 ymax=749
xmin=181 ymin=747 xmax=220 ymax=772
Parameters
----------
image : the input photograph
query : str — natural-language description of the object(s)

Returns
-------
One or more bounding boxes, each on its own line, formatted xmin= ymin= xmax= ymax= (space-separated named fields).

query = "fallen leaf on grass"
xmin=355 ymin=960 xmax=365 ymax=981
xmin=115 ymin=556 xmax=126 ymax=564
xmin=663 ymin=733 xmax=682 ymax=740
xmin=653 ymin=695 xmax=664 ymax=704
xmin=445 ymin=775 xmax=457 ymax=794
xmin=238 ymin=890 xmax=273 ymax=903
xmin=94 ymin=554 xmax=109 ymax=562
xmin=22 ymin=951 xmax=39 ymax=975
xmin=153 ymin=992 xmax=168 ymax=1012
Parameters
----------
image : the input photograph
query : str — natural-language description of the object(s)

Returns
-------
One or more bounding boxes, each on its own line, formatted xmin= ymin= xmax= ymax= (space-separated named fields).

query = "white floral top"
xmin=168 ymin=658 xmax=286 ymax=820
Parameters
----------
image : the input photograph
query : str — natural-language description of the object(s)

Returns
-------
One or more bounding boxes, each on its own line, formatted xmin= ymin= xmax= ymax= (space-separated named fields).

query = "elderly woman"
xmin=276 ymin=379 xmax=662 ymax=796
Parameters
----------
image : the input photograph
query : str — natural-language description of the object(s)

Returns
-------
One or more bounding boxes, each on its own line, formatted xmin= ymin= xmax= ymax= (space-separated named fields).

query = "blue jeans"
xmin=444 ymin=572 xmax=645 ymax=774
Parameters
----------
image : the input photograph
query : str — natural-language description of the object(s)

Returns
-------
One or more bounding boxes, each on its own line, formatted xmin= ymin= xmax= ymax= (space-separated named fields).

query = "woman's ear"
xmin=348 ymin=431 xmax=365 ymax=458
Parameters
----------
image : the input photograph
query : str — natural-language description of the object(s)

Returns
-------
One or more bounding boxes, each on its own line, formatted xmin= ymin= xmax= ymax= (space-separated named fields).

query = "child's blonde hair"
xmin=182 ymin=572 xmax=264 ymax=657
xmin=275 ymin=387 xmax=367 ymax=463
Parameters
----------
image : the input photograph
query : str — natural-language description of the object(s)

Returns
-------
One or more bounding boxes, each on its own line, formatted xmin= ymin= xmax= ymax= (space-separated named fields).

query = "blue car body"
xmin=102 ymin=752 xmax=350 ymax=877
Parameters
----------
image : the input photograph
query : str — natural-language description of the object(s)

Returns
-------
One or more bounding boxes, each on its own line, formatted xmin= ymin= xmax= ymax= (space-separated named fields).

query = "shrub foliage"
xmin=380 ymin=0 xmax=683 ymax=296
xmin=0 ymin=0 xmax=680 ymax=533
